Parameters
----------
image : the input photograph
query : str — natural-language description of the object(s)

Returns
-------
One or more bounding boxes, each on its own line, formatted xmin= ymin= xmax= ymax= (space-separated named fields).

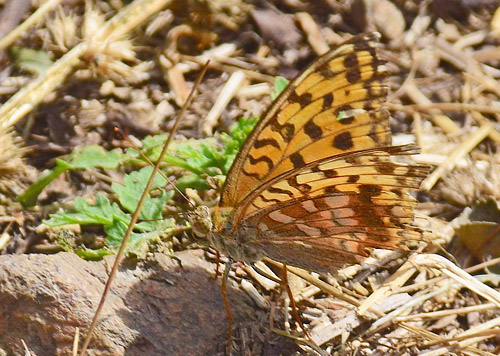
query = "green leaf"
xmin=67 ymin=145 xmax=124 ymax=170
xmin=55 ymin=231 xmax=114 ymax=260
xmin=18 ymin=159 xmax=72 ymax=207
xmin=44 ymin=194 xmax=119 ymax=226
xmin=175 ymin=173 xmax=211 ymax=191
xmin=74 ymin=248 xmax=114 ymax=260
xmin=105 ymin=217 xmax=177 ymax=258
xmin=220 ymin=116 xmax=258 ymax=173
xmin=271 ymin=76 xmax=289 ymax=100
xmin=10 ymin=46 xmax=53 ymax=76
xmin=111 ymin=166 xmax=173 ymax=220
xmin=20 ymin=145 xmax=126 ymax=207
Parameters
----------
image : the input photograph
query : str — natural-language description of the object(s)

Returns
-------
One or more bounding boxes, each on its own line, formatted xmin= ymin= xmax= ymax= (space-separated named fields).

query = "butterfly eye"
xmin=187 ymin=206 xmax=213 ymax=238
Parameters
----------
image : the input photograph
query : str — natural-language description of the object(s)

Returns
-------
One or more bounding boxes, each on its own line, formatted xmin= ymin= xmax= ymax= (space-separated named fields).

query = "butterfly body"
xmin=189 ymin=32 xmax=428 ymax=276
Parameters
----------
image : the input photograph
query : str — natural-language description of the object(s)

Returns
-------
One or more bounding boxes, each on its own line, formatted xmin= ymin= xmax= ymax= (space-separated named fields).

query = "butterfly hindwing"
xmin=235 ymin=146 xmax=428 ymax=273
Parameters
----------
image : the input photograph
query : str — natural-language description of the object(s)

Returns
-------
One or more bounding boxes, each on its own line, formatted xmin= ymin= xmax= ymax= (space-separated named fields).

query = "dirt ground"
xmin=1 ymin=0 xmax=500 ymax=355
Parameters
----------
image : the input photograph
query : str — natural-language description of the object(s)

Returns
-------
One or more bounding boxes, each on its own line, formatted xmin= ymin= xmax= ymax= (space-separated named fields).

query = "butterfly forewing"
xmin=221 ymin=33 xmax=390 ymax=220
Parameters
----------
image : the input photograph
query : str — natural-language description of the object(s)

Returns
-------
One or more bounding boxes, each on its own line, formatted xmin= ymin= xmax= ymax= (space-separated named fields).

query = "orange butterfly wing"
xmin=209 ymin=33 xmax=427 ymax=274
xmin=221 ymin=33 xmax=391 ymax=226
xmin=236 ymin=146 xmax=428 ymax=273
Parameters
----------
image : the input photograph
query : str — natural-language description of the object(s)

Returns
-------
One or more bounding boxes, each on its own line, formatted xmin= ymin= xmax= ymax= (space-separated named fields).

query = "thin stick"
xmin=78 ymin=61 xmax=210 ymax=356
xmin=420 ymin=122 xmax=493 ymax=191
xmin=72 ymin=327 xmax=80 ymax=356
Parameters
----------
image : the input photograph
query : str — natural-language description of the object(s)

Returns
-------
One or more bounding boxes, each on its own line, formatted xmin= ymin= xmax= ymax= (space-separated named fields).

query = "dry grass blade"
xmin=402 ymin=81 xmax=460 ymax=134
xmin=421 ymin=123 xmax=493 ymax=191
xmin=396 ymin=302 xmax=497 ymax=321
xmin=410 ymin=254 xmax=500 ymax=308
xmin=264 ymin=258 xmax=366 ymax=310
xmin=358 ymin=257 xmax=419 ymax=316
xmin=0 ymin=0 xmax=173 ymax=131
xmin=0 ymin=0 xmax=62 ymax=51
xmin=400 ymin=322 xmax=497 ymax=356
xmin=202 ymin=70 xmax=246 ymax=135
xmin=72 ymin=328 xmax=79 ymax=356
xmin=295 ymin=12 xmax=329 ymax=55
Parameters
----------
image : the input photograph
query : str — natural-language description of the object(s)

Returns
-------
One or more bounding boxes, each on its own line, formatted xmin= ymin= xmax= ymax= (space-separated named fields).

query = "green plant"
xmin=44 ymin=167 xmax=176 ymax=258
xmin=31 ymin=116 xmax=257 ymax=258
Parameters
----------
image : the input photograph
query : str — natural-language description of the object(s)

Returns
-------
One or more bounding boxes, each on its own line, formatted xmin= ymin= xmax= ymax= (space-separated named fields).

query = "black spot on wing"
xmin=322 ymin=169 xmax=338 ymax=178
xmin=359 ymin=184 xmax=382 ymax=202
xmin=338 ymin=116 xmax=354 ymax=125
xmin=298 ymin=92 xmax=313 ymax=108
xmin=282 ymin=123 xmax=295 ymax=143
xmin=323 ymin=93 xmax=333 ymax=110
xmin=248 ymin=154 xmax=274 ymax=171
xmin=375 ymin=162 xmax=396 ymax=174
xmin=254 ymin=138 xmax=281 ymax=149
xmin=290 ymin=152 xmax=306 ymax=169
xmin=390 ymin=188 xmax=402 ymax=198
xmin=344 ymin=53 xmax=359 ymax=68
xmin=320 ymin=66 xmax=334 ymax=78
xmin=348 ymin=175 xmax=360 ymax=183
xmin=363 ymin=101 xmax=375 ymax=111
xmin=304 ymin=120 xmax=323 ymax=140
xmin=324 ymin=186 xmax=340 ymax=194
xmin=345 ymin=156 xmax=360 ymax=165
xmin=287 ymin=90 xmax=299 ymax=104
xmin=333 ymin=132 xmax=353 ymax=150
xmin=346 ymin=67 xmax=361 ymax=83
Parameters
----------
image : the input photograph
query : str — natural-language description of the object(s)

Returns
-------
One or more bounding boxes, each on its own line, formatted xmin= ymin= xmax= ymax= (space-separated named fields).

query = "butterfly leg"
xmin=211 ymin=249 xmax=222 ymax=280
xmin=281 ymin=264 xmax=315 ymax=345
xmin=221 ymin=257 xmax=234 ymax=355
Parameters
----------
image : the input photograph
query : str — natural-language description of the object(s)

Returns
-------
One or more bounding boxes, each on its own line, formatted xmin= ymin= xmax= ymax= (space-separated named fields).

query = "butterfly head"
xmin=188 ymin=205 xmax=213 ymax=238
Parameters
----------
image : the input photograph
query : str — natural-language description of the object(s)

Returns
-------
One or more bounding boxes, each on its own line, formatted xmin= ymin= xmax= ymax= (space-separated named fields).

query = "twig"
xmin=388 ymin=102 xmax=500 ymax=115
xmin=400 ymin=81 xmax=460 ymax=134
xmin=295 ymin=12 xmax=329 ymax=55
xmin=0 ymin=0 xmax=61 ymax=50
xmin=201 ymin=70 xmax=246 ymax=135
xmin=396 ymin=302 xmax=497 ymax=321
xmin=420 ymin=122 xmax=493 ymax=191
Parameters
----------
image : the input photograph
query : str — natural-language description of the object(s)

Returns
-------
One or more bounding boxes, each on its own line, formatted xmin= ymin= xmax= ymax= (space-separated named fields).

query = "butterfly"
xmin=190 ymin=32 xmax=427 ymax=274
xmin=188 ymin=32 xmax=428 ymax=348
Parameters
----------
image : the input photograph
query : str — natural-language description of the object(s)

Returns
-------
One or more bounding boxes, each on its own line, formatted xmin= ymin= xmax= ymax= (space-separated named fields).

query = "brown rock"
xmin=0 ymin=250 xmax=266 ymax=356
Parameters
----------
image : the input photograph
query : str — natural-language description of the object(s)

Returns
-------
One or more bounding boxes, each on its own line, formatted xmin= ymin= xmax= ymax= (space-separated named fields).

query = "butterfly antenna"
xmin=114 ymin=127 xmax=195 ymax=209
xmin=79 ymin=61 xmax=210 ymax=356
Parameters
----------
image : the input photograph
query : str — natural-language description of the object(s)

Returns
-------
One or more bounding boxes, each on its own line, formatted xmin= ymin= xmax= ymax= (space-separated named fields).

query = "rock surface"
xmin=0 ymin=250 xmax=279 ymax=356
